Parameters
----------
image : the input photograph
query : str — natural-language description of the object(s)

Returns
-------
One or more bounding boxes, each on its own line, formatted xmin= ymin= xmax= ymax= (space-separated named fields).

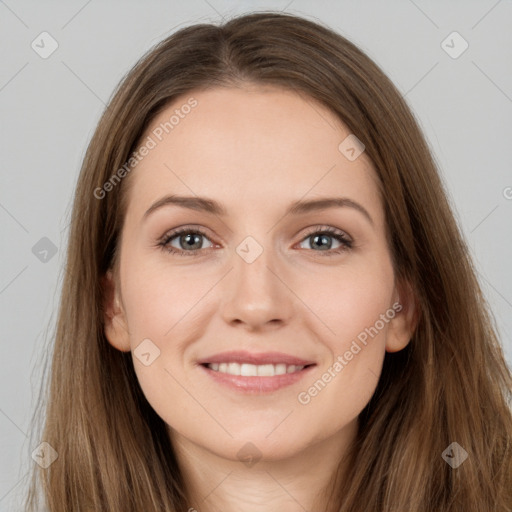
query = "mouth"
xmin=197 ymin=350 xmax=316 ymax=393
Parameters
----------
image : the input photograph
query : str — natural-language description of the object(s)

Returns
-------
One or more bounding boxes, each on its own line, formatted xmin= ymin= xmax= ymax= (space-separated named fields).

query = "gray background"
xmin=1 ymin=0 xmax=511 ymax=509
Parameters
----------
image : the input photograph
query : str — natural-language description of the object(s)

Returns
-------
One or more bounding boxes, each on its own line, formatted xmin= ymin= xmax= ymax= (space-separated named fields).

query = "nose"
xmin=219 ymin=242 xmax=295 ymax=331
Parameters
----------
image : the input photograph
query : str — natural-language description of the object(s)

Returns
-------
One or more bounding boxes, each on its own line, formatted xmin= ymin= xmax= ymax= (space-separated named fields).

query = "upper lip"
xmin=197 ymin=350 xmax=316 ymax=366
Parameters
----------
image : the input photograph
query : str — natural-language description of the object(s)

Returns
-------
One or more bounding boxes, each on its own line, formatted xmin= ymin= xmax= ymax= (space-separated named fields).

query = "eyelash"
xmin=157 ymin=225 xmax=353 ymax=257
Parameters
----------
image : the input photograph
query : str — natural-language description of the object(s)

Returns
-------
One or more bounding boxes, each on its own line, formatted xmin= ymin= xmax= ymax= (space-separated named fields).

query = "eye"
xmin=157 ymin=225 xmax=353 ymax=257
xmin=297 ymin=226 xmax=353 ymax=256
xmin=158 ymin=227 xmax=214 ymax=256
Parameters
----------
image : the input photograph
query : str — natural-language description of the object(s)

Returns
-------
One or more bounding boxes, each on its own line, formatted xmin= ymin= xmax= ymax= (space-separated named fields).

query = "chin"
xmin=206 ymin=431 xmax=311 ymax=464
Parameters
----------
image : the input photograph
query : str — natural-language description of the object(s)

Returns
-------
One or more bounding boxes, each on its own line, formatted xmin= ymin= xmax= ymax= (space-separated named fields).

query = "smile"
xmin=197 ymin=351 xmax=317 ymax=393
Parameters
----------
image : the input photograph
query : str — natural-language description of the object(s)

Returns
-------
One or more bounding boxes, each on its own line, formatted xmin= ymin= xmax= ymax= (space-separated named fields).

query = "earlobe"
xmin=385 ymin=279 xmax=418 ymax=353
xmin=101 ymin=270 xmax=131 ymax=352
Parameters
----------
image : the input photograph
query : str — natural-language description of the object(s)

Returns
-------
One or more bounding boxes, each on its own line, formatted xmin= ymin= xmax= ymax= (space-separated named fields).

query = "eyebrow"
xmin=143 ymin=194 xmax=374 ymax=226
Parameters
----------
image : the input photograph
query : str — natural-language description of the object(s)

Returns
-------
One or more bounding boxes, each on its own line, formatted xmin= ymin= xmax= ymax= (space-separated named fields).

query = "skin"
xmin=103 ymin=84 xmax=416 ymax=512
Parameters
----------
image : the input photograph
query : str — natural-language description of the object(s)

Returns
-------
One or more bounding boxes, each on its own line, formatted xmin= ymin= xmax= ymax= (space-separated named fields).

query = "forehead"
xmin=123 ymin=85 xmax=382 ymax=224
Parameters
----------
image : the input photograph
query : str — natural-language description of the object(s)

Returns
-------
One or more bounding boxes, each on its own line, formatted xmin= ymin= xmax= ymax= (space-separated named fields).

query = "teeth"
xmin=274 ymin=363 xmax=287 ymax=375
xmin=207 ymin=362 xmax=305 ymax=376
xmin=228 ymin=362 xmax=239 ymax=375
xmin=258 ymin=364 xmax=275 ymax=376
xmin=241 ymin=363 xmax=257 ymax=376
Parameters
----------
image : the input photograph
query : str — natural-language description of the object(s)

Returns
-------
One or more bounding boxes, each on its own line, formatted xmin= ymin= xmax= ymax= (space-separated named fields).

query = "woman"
xmin=26 ymin=11 xmax=512 ymax=512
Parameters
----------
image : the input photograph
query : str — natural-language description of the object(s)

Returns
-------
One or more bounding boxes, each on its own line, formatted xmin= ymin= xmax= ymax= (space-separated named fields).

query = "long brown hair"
xmin=25 ymin=11 xmax=512 ymax=511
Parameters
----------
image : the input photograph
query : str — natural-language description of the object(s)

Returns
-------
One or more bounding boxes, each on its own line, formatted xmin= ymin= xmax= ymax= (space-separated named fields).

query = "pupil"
xmin=182 ymin=233 xmax=201 ymax=249
xmin=312 ymin=234 xmax=331 ymax=250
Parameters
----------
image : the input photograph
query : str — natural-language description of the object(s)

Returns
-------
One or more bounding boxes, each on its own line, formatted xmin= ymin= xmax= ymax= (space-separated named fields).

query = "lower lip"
xmin=199 ymin=364 xmax=316 ymax=393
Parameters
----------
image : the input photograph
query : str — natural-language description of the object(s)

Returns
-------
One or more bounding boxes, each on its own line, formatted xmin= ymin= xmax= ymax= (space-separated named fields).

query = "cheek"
xmin=303 ymin=256 xmax=395 ymax=347
xmin=294 ymin=256 xmax=394 ymax=412
xmin=121 ymin=256 xmax=214 ymax=342
xmin=119 ymin=258 xmax=209 ymax=424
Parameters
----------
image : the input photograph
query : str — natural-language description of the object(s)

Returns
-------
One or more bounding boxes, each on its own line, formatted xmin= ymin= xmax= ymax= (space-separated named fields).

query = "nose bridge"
xmin=236 ymin=235 xmax=277 ymax=291
xmin=220 ymin=232 xmax=294 ymax=327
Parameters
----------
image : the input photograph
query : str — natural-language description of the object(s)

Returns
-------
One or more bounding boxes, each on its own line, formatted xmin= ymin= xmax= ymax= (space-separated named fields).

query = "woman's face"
xmin=104 ymin=85 xmax=413 ymax=462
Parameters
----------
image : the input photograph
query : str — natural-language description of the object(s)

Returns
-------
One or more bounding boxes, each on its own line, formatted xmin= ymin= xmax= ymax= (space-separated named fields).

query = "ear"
xmin=101 ymin=269 xmax=131 ymax=352
xmin=385 ymin=278 xmax=419 ymax=353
